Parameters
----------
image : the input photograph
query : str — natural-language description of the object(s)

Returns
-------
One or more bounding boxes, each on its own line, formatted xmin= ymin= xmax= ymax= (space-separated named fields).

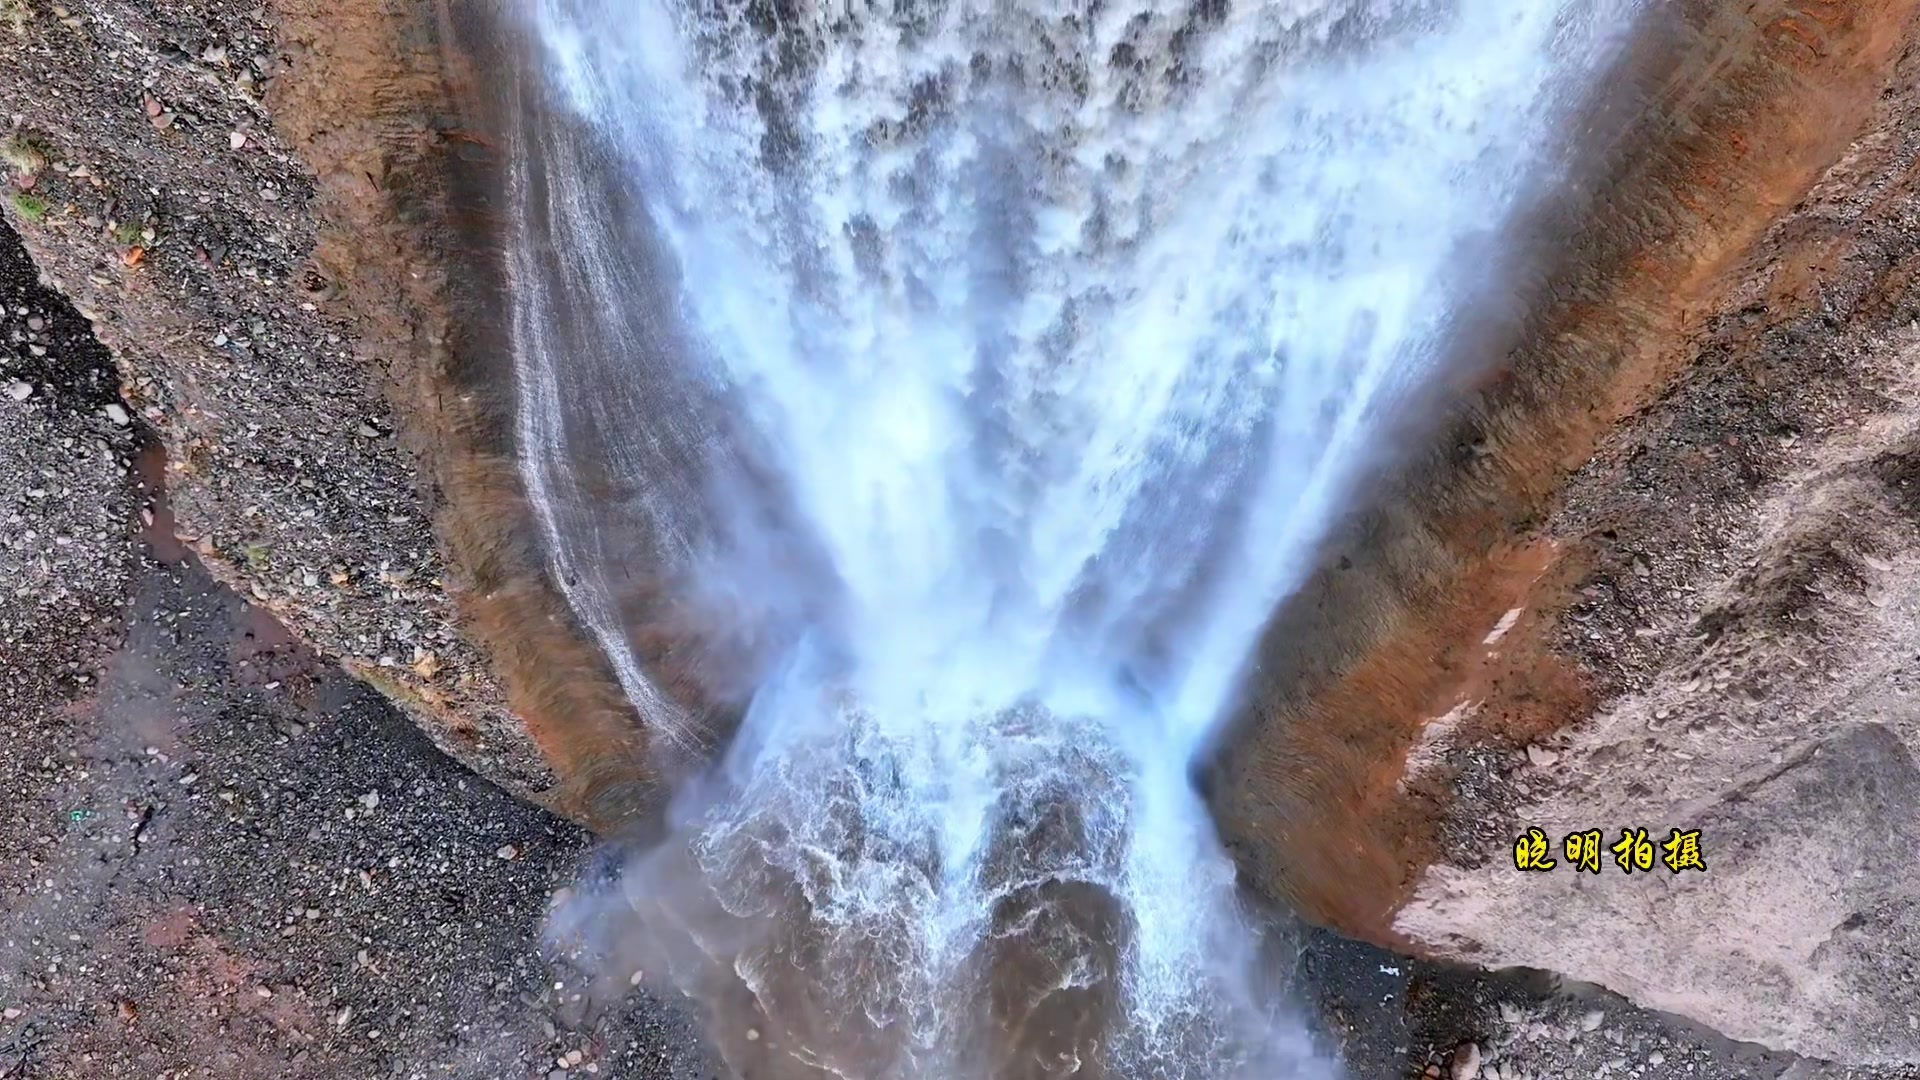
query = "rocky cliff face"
xmin=5 ymin=0 xmax=1919 ymax=1067
xmin=1205 ymin=0 xmax=1920 ymax=1064
xmin=1396 ymin=57 xmax=1920 ymax=1063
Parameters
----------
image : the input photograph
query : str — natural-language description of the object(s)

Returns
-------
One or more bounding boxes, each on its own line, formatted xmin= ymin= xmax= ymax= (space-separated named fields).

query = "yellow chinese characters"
xmin=1510 ymin=826 xmax=1707 ymax=874
xmin=1513 ymin=826 xmax=1556 ymax=871
xmin=1661 ymin=828 xmax=1706 ymax=873
xmin=1611 ymin=827 xmax=1655 ymax=873
xmin=1563 ymin=829 xmax=1603 ymax=874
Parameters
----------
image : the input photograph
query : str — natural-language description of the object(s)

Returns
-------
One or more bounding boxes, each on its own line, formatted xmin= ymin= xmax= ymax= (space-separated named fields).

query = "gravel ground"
xmin=0 ymin=0 xmax=559 ymax=803
xmin=0 ymin=218 xmax=135 ymax=713
xmin=0 ymin=218 xmax=714 ymax=1080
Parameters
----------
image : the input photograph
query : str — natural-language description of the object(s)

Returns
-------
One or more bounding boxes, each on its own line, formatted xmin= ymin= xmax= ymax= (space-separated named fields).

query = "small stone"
xmin=1648 ymin=1051 xmax=1665 ymax=1067
xmin=333 ymin=1005 xmax=354 ymax=1028
xmin=1525 ymin=745 xmax=1559 ymax=769
xmin=6 ymin=381 xmax=31 ymax=401
xmin=746 ymin=1028 xmax=761 ymax=1042
xmin=1451 ymin=1042 xmax=1481 ymax=1080
xmin=26 ymin=315 xmax=44 ymax=331
xmin=565 ymin=1050 xmax=584 ymax=1066
xmin=359 ymin=791 xmax=379 ymax=811
xmin=1580 ymin=1009 xmax=1604 ymax=1033
xmin=103 ymin=403 xmax=130 ymax=426
xmin=547 ymin=1071 xmax=568 ymax=1080
xmin=229 ymin=130 xmax=247 ymax=150
xmin=496 ymin=844 xmax=518 ymax=861
xmin=355 ymin=422 xmax=380 ymax=438
xmin=254 ymin=986 xmax=273 ymax=998
xmin=628 ymin=970 xmax=644 ymax=987
xmin=1498 ymin=1001 xmax=1525 ymax=1025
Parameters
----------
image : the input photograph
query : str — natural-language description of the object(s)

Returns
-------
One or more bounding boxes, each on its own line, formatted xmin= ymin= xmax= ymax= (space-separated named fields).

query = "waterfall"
xmin=506 ymin=0 xmax=1644 ymax=1074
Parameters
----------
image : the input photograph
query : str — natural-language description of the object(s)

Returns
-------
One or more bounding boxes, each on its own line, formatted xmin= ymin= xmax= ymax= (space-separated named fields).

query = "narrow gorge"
xmin=3 ymin=0 xmax=1919 ymax=1077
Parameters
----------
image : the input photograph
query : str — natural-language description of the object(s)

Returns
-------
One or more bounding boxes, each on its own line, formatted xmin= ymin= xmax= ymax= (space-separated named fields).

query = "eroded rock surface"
xmin=1392 ymin=20 xmax=1920 ymax=1067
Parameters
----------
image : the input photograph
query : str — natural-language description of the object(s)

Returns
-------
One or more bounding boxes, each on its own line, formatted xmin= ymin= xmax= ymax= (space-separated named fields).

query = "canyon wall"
xmin=1205 ymin=0 xmax=1920 ymax=1063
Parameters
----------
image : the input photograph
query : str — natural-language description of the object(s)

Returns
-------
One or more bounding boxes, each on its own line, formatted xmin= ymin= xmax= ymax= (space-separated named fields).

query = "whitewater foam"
xmin=510 ymin=0 xmax=1645 ymax=1074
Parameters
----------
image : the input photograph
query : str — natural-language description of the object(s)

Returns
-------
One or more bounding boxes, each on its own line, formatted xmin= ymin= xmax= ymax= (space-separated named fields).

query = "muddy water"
xmin=493 ymin=1 xmax=1650 ymax=1076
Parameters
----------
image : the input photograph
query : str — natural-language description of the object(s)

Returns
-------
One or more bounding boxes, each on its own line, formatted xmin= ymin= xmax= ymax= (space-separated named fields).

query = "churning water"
xmin=506 ymin=0 xmax=1643 ymax=1074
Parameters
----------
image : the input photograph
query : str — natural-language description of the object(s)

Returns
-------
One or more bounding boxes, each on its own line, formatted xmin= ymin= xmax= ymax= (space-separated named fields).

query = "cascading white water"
xmin=510 ymin=0 xmax=1644 ymax=1074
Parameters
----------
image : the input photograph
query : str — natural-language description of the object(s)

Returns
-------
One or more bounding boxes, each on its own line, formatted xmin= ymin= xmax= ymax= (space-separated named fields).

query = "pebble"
xmin=1451 ymin=1042 xmax=1481 ymax=1080
xmin=746 ymin=1027 xmax=761 ymax=1042
xmin=496 ymin=844 xmax=519 ymax=860
xmin=547 ymin=1071 xmax=568 ymax=1080
xmin=1648 ymin=1050 xmax=1665 ymax=1066
xmin=229 ymin=130 xmax=247 ymax=150
xmin=103 ymin=403 xmax=129 ymax=426
xmin=6 ymin=381 xmax=32 ymax=401
xmin=1580 ymin=1009 xmax=1605 ymax=1033
xmin=1525 ymin=745 xmax=1559 ymax=769
xmin=26 ymin=315 xmax=43 ymax=331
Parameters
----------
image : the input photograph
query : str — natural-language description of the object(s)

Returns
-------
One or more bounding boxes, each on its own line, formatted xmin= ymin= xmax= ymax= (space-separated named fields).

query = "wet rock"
xmin=1450 ymin=1041 xmax=1481 ymax=1079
